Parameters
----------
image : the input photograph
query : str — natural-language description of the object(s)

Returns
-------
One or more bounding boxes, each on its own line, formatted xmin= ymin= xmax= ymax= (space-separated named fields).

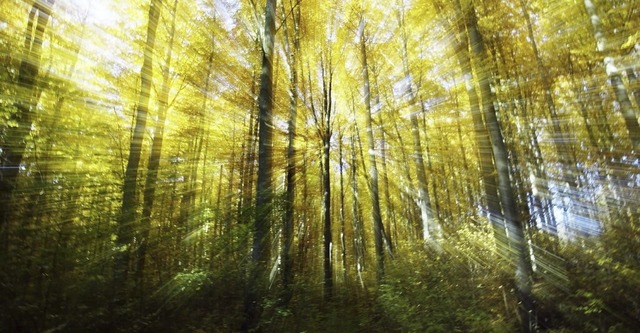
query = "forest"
xmin=0 ymin=0 xmax=639 ymax=332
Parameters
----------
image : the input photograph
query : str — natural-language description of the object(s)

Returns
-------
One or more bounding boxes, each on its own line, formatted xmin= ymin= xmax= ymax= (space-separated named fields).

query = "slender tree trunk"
xmin=584 ymin=0 xmax=640 ymax=151
xmin=297 ymin=141 xmax=310 ymax=274
xmin=587 ymin=64 xmax=616 ymax=147
xmin=237 ymin=118 xmax=248 ymax=216
xmin=338 ymin=133 xmax=348 ymax=284
xmin=281 ymin=0 xmax=300 ymax=304
xmin=177 ymin=140 xmax=195 ymax=269
xmin=396 ymin=4 xmax=437 ymax=241
xmin=464 ymin=2 xmax=535 ymax=331
xmin=509 ymin=59 xmax=557 ymax=231
xmin=322 ymin=126 xmax=333 ymax=299
xmin=454 ymin=101 xmax=475 ymax=211
xmin=445 ymin=0 xmax=508 ymax=256
xmin=243 ymin=0 xmax=276 ymax=330
xmin=321 ymin=57 xmax=335 ymax=301
xmin=238 ymin=76 xmax=260 ymax=220
xmin=359 ymin=18 xmax=384 ymax=283
xmin=225 ymin=127 xmax=237 ymax=228
xmin=378 ymin=127 xmax=395 ymax=253
xmin=179 ymin=50 xmax=212 ymax=268
xmin=307 ymin=48 xmax=335 ymax=300
xmin=215 ymin=165 xmax=224 ymax=236
xmin=568 ymin=54 xmax=600 ymax=150
xmin=520 ymin=0 xmax=579 ymax=232
xmin=391 ymin=111 xmax=420 ymax=239
xmin=113 ymin=0 xmax=161 ymax=306
xmin=422 ymin=128 xmax=441 ymax=225
xmin=370 ymin=71 xmax=395 ymax=251
xmin=350 ymin=130 xmax=366 ymax=289
xmin=521 ymin=0 xmax=576 ymax=171
xmin=136 ymin=0 xmax=180 ymax=298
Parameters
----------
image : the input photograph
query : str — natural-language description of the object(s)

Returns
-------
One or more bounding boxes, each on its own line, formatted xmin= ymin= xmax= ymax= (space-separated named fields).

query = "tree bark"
xmin=350 ymin=129 xmax=366 ymax=288
xmin=520 ymin=0 xmax=579 ymax=231
xmin=281 ymin=0 xmax=300 ymax=304
xmin=322 ymin=123 xmax=332 ymax=300
xmin=378 ymin=126 xmax=395 ymax=253
xmin=521 ymin=0 xmax=576 ymax=171
xmin=391 ymin=110 xmax=421 ymax=239
xmin=113 ymin=0 xmax=161 ymax=305
xmin=338 ymin=133 xmax=348 ymax=284
xmin=359 ymin=18 xmax=384 ymax=284
xmin=443 ymin=0 xmax=508 ymax=254
xmin=243 ymin=0 xmax=276 ymax=330
xmin=136 ymin=0 xmax=180 ymax=298
xmin=584 ymin=0 xmax=640 ymax=151
xmin=396 ymin=3 xmax=437 ymax=241
xmin=463 ymin=2 xmax=536 ymax=331
xmin=238 ymin=71 xmax=260 ymax=220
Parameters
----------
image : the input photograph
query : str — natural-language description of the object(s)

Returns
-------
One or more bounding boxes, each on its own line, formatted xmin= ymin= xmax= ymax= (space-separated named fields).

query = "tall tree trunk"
xmin=0 ymin=0 xmax=55 ymax=253
xmin=225 ymin=127 xmax=238 ymax=229
xmin=507 ymin=56 xmax=557 ymax=232
xmin=113 ymin=0 xmax=161 ymax=306
xmin=521 ymin=0 xmax=576 ymax=170
xmin=454 ymin=99 xmax=475 ymax=211
xmin=359 ymin=18 xmax=384 ymax=284
xmin=281 ymin=0 xmax=300 ymax=304
xmin=136 ymin=0 xmax=180 ymax=298
xmin=396 ymin=2 xmax=437 ymax=241
xmin=391 ymin=110 xmax=421 ymax=239
xmin=243 ymin=0 xmax=276 ymax=330
xmin=322 ymin=124 xmax=332 ymax=299
xmin=583 ymin=0 xmax=640 ymax=151
xmin=464 ymin=2 xmax=535 ymax=331
xmin=568 ymin=54 xmax=600 ymax=150
xmin=297 ymin=140 xmax=311 ymax=274
xmin=350 ymin=130 xmax=366 ymax=289
xmin=378 ymin=127 xmax=395 ymax=253
xmin=319 ymin=56 xmax=335 ymax=301
xmin=179 ymin=51 xmax=212 ymax=268
xmin=338 ymin=133 xmax=348 ymax=284
xmin=307 ymin=47 xmax=335 ymax=300
xmin=369 ymin=69 xmax=395 ymax=251
xmin=238 ymin=74 xmax=260 ymax=220
xmin=520 ymin=0 xmax=579 ymax=232
xmin=443 ymin=0 xmax=508 ymax=256
xmin=177 ymin=139 xmax=196 ymax=269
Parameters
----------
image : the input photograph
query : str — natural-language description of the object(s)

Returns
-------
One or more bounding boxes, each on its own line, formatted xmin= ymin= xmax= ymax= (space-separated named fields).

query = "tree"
xmin=432 ymin=0 xmax=509 ymax=254
xmin=137 ymin=0 xmax=180 ymax=296
xmin=358 ymin=16 xmax=385 ymax=283
xmin=243 ymin=0 xmax=276 ymax=329
xmin=304 ymin=37 xmax=336 ymax=300
xmin=519 ymin=0 xmax=579 ymax=223
xmin=281 ymin=0 xmax=301 ymax=305
xmin=583 ymin=0 xmax=640 ymax=151
xmin=2 ymin=0 xmax=640 ymax=331
xmin=396 ymin=0 xmax=438 ymax=242
xmin=458 ymin=0 xmax=536 ymax=330
xmin=348 ymin=104 xmax=367 ymax=288
xmin=113 ymin=0 xmax=162 ymax=304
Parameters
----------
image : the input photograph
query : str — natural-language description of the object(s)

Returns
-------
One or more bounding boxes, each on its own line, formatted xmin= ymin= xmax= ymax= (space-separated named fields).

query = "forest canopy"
xmin=0 ymin=0 xmax=639 ymax=332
